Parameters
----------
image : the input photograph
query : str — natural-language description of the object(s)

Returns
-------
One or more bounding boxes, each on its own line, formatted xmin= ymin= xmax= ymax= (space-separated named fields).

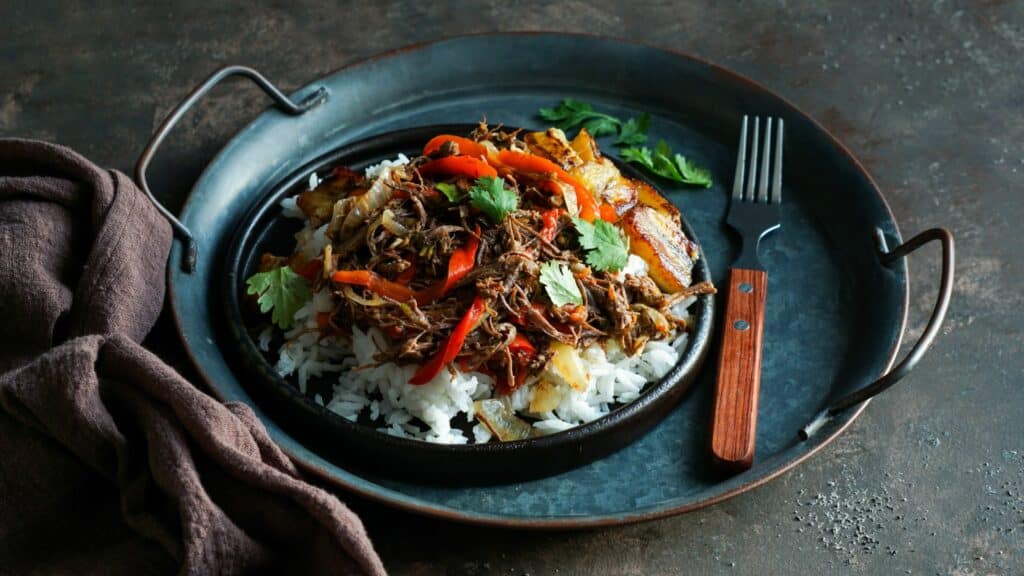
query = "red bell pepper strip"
xmin=508 ymin=333 xmax=536 ymax=358
xmin=331 ymin=270 xmax=416 ymax=302
xmin=441 ymin=226 xmax=480 ymax=293
xmin=419 ymin=156 xmax=497 ymax=180
xmin=496 ymin=150 xmax=598 ymax=221
xmin=316 ymin=312 xmax=331 ymax=331
xmin=410 ymin=226 xmax=481 ymax=304
xmin=394 ymin=262 xmax=417 ymax=286
xmin=509 ymin=302 xmax=546 ymax=326
xmin=539 ymin=208 xmax=563 ymax=243
xmin=494 ymin=368 xmax=529 ymax=396
xmin=293 ymin=258 xmax=322 ymax=281
xmin=494 ymin=335 xmax=535 ymax=395
xmin=409 ymin=296 xmax=487 ymax=385
xmin=422 ymin=135 xmax=489 ymax=158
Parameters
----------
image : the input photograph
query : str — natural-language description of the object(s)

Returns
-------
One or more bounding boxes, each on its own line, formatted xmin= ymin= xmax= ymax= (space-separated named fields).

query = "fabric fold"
xmin=0 ymin=138 xmax=385 ymax=576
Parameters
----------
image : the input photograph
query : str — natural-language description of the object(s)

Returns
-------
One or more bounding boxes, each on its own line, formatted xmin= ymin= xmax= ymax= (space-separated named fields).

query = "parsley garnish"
xmin=538 ymin=99 xmax=711 ymax=187
xmin=468 ymin=176 xmax=518 ymax=222
xmin=614 ymin=112 xmax=650 ymax=146
xmin=539 ymin=99 xmax=649 ymax=144
xmin=572 ymin=217 xmax=629 ymax=272
xmin=539 ymin=261 xmax=583 ymax=307
xmin=539 ymin=98 xmax=621 ymax=137
xmin=245 ymin=266 xmax=311 ymax=330
xmin=436 ymin=182 xmax=463 ymax=202
xmin=621 ymin=140 xmax=712 ymax=188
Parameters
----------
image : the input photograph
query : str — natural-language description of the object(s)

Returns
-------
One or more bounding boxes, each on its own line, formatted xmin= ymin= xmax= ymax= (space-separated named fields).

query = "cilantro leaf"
xmin=539 ymin=99 xmax=711 ymax=187
xmin=615 ymin=113 xmax=650 ymax=146
xmin=582 ymin=116 xmax=619 ymax=137
xmin=246 ymin=266 xmax=311 ymax=330
xmin=538 ymin=98 xmax=622 ymax=134
xmin=538 ymin=99 xmax=650 ymax=145
xmin=436 ymin=182 xmax=463 ymax=202
xmin=538 ymin=98 xmax=587 ymax=123
xmin=620 ymin=146 xmax=655 ymax=169
xmin=673 ymin=154 xmax=713 ymax=188
xmin=652 ymin=141 xmax=685 ymax=181
xmin=572 ymin=217 xmax=629 ymax=272
xmin=539 ymin=261 xmax=583 ymax=307
xmin=468 ymin=176 xmax=518 ymax=222
xmin=620 ymin=140 xmax=713 ymax=188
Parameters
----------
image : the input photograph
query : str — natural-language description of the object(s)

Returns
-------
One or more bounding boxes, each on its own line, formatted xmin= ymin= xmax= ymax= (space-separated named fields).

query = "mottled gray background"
xmin=2 ymin=1 xmax=1021 ymax=574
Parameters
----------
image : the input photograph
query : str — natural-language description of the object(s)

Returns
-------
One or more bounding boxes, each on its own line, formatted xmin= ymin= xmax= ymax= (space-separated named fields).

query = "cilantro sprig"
xmin=539 ymin=261 xmax=583 ymax=307
xmin=621 ymin=140 xmax=712 ymax=188
xmin=539 ymin=99 xmax=650 ymax=144
xmin=539 ymin=98 xmax=621 ymax=137
xmin=537 ymin=99 xmax=712 ymax=188
xmin=614 ymin=113 xmax=650 ymax=146
xmin=468 ymin=176 xmax=518 ymax=223
xmin=246 ymin=266 xmax=311 ymax=329
xmin=572 ymin=217 xmax=629 ymax=272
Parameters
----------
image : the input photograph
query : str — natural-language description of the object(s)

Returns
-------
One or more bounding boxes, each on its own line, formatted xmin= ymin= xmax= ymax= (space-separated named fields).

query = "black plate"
xmin=222 ymin=124 xmax=716 ymax=484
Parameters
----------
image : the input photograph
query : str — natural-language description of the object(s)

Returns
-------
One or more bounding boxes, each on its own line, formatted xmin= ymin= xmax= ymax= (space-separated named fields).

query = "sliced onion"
xmin=338 ymin=172 xmax=395 ymax=239
xmin=381 ymin=209 xmax=410 ymax=237
xmin=474 ymin=399 xmax=535 ymax=441
xmin=339 ymin=285 xmax=388 ymax=307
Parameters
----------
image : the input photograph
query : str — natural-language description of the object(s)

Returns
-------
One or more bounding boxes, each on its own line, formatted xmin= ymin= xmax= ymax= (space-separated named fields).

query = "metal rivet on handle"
xmin=739 ymin=282 xmax=753 ymax=293
xmin=734 ymin=320 xmax=750 ymax=330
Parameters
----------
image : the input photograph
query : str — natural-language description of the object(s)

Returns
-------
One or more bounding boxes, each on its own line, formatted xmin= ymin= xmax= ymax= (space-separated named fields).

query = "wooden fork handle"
xmin=710 ymin=267 xmax=768 ymax=473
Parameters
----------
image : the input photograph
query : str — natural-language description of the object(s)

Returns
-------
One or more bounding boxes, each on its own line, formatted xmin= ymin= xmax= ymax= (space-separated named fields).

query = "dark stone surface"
xmin=2 ymin=1 xmax=1021 ymax=573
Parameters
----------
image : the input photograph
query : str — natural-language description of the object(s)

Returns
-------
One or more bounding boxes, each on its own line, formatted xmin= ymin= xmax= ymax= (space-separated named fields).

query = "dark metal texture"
xmin=801 ymin=227 xmax=956 ymax=439
xmin=135 ymin=65 xmax=327 ymax=272
xmin=2 ymin=2 xmax=1018 ymax=574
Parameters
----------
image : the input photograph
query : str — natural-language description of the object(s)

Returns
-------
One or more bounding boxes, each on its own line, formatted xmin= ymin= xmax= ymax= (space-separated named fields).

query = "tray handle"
xmin=800 ymin=227 xmax=955 ymax=439
xmin=135 ymin=65 xmax=328 ymax=273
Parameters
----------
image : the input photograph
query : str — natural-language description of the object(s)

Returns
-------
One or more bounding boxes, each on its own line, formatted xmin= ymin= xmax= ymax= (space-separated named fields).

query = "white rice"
xmin=269 ymin=158 xmax=697 ymax=444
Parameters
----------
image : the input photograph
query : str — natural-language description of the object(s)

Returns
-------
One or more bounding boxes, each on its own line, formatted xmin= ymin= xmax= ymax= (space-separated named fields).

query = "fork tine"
xmin=772 ymin=118 xmax=784 ymax=204
xmin=757 ymin=118 xmax=772 ymax=203
xmin=745 ymin=117 xmax=760 ymax=202
xmin=732 ymin=116 xmax=748 ymax=201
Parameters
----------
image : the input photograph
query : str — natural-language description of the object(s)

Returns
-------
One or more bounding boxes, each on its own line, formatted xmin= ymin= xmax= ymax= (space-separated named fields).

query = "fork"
xmin=710 ymin=115 xmax=783 ymax=473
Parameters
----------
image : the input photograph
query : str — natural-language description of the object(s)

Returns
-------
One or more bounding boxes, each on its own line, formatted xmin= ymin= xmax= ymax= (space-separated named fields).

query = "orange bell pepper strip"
xmin=422 ymin=135 xmax=489 ymax=158
xmin=409 ymin=295 xmax=487 ymax=385
xmin=331 ymin=270 xmax=416 ymax=302
xmin=496 ymin=150 xmax=598 ymax=221
xmin=419 ymin=156 xmax=497 ymax=180
xmin=598 ymin=203 xmax=619 ymax=223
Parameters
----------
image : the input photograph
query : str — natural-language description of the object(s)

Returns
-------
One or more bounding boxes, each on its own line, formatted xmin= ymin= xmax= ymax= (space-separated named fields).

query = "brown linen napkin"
xmin=0 ymin=139 xmax=386 ymax=576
